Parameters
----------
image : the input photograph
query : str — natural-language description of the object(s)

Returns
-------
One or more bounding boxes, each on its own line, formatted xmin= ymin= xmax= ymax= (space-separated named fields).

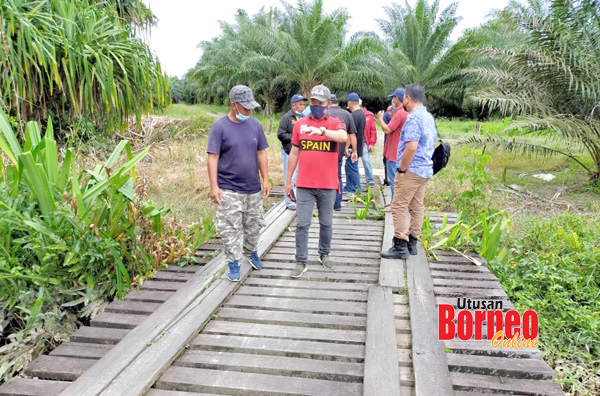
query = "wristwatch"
xmin=397 ymin=167 xmax=406 ymax=173
xmin=319 ymin=126 xmax=326 ymax=136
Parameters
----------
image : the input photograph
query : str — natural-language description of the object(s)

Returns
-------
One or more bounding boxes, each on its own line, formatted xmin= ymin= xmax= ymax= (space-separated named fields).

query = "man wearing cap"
xmin=377 ymin=88 xmax=408 ymax=208
xmin=207 ymin=85 xmax=271 ymax=282
xmin=344 ymin=92 xmax=365 ymax=194
xmin=285 ymin=85 xmax=348 ymax=278
xmin=277 ymin=94 xmax=306 ymax=210
xmin=328 ymin=93 xmax=357 ymax=211
xmin=381 ymin=84 xmax=437 ymax=259
xmin=361 ymin=101 xmax=377 ymax=187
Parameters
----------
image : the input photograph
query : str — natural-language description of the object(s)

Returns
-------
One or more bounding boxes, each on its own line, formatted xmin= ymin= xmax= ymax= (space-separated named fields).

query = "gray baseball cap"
xmin=229 ymin=85 xmax=261 ymax=110
xmin=310 ymin=85 xmax=331 ymax=102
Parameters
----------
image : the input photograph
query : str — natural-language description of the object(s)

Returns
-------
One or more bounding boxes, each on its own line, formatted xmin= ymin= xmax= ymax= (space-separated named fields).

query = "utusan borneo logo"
xmin=438 ymin=298 xmax=539 ymax=349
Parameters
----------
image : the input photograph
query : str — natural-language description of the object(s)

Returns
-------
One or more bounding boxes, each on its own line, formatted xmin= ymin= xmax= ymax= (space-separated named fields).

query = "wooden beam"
xmin=363 ymin=286 xmax=402 ymax=396
xmin=407 ymin=241 xmax=454 ymax=396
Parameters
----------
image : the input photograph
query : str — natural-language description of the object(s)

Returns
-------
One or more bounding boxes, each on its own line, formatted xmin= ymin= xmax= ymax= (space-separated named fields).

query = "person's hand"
xmin=210 ymin=185 xmax=223 ymax=205
xmin=263 ymin=179 xmax=271 ymax=199
xmin=351 ymin=151 xmax=358 ymax=163
xmin=307 ymin=126 xmax=321 ymax=136
xmin=376 ymin=110 xmax=384 ymax=120
xmin=285 ymin=182 xmax=293 ymax=200
xmin=368 ymin=145 xmax=374 ymax=152
xmin=387 ymin=106 xmax=394 ymax=118
xmin=344 ymin=149 xmax=350 ymax=158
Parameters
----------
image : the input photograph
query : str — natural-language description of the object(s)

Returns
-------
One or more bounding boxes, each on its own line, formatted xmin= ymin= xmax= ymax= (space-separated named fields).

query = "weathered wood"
xmin=432 ymin=278 xmax=504 ymax=289
xmin=435 ymin=296 xmax=515 ymax=311
xmin=124 ymin=290 xmax=174 ymax=303
xmin=379 ymin=212 xmax=404 ymax=291
xmin=224 ymin=295 xmax=367 ymax=315
xmin=396 ymin=333 xmax=412 ymax=349
xmin=429 ymin=263 xmax=491 ymax=274
xmin=160 ymin=265 xmax=200 ymax=273
xmin=392 ymin=294 xmax=408 ymax=304
xmin=0 ymin=378 xmax=69 ymax=396
xmin=451 ymin=372 xmax=564 ymax=396
xmin=175 ymin=350 xmax=363 ymax=382
xmin=139 ymin=280 xmax=182 ymax=292
xmin=443 ymin=339 xmax=540 ymax=359
xmin=278 ymin=236 xmax=382 ymax=247
xmin=204 ymin=320 xmax=366 ymax=344
xmin=243 ymin=277 xmax=370 ymax=292
xmin=268 ymin=247 xmax=381 ymax=259
xmin=150 ymin=271 xmax=190 ymax=283
xmin=261 ymin=261 xmax=380 ymax=273
xmin=446 ymin=353 xmax=555 ymax=380
xmin=363 ymin=286 xmax=402 ymax=396
xmin=395 ymin=319 xmax=411 ymax=334
xmin=217 ymin=307 xmax=366 ymax=329
xmin=69 ymin=326 xmax=129 ymax=345
xmin=155 ymin=366 xmax=363 ymax=396
xmin=399 ymin=366 xmax=415 ymax=387
xmin=49 ymin=342 xmax=111 ymax=360
xmin=146 ymin=390 xmax=221 ymax=396
xmin=397 ymin=348 xmax=413 ymax=366
xmin=58 ymin=207 xmax=296 ymax=396
xmin=191 ymin=334 xmax=365 ymax=362
xmin=394 ymin=304 xmax=410 ymax=319
xmin=262 ymin=253 xmax=379 ymax=266
xmin=90 ymin=312 xmax=146 ymax=329
xmin=407 ymin=241 xmax=454 ymax=396
xmin=251 ymin=268 xmax=378 ymax=282
xmin=283 ymin=232 xmax=383 ymax=242
xmin=104 ymin=300 xmax=161 ymax=315
xmin=430 ymin=270 xmax=497 ymax=281
xmin=235 ymin=285 xmax=368 ymax=302
xmin=275 ymin=241 xmax=383 ymax=252
xmin=434 ymin=286 xmax=507 ymax=299
xmin=25 ymin=355 xmax=93 ymax=381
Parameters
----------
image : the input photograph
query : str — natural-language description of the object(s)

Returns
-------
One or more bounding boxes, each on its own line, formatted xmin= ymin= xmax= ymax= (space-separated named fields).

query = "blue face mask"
xmin=309 ymin=105 xmax=328 ymax=120
xmin=234 ymin=104 xmax=250 ymax=122
xmin=295 ymin=110 xmax=303 ymax=117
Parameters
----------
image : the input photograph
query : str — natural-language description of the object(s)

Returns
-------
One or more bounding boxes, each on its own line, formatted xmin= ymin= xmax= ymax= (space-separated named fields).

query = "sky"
xmin=144 ymin=0 xmax=509 ymax=78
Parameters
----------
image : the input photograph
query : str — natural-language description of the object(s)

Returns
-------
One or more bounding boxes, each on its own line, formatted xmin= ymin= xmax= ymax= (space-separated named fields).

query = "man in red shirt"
xmin=377 ymin=88 xmax=408 ymax=209
xmin=361 ymin=101 xmax=377 ymax=186
xmin=285 ymin=85 xmax=348 ymax=278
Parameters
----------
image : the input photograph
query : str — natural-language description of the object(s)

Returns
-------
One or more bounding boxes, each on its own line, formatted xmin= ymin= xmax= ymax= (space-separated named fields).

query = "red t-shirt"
xmin=292 ymin=115 xmax=346 ymax=190
xmin=383 ymin=108 xmax=408 ymax=162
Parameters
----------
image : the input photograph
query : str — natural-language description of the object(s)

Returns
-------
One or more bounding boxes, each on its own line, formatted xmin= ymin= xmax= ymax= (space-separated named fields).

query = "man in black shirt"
xmin=277 ymin=94 xmax=306 ymax=210
xmin=345 ymin=92 xmax=365 ymax=194
xmin=328 ymin=94 xmax=357 ymax=211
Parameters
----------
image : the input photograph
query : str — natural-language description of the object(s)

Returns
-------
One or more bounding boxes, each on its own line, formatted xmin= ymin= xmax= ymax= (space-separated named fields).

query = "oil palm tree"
xmin=465 ymin=0 xmax=600 ymax=179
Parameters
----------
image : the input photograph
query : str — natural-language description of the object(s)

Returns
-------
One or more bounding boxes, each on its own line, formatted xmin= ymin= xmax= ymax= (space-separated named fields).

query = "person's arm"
xmin=398 ymin=141 xmax=418 ymax=171
xmin=350 ymin=134 xmax=358 ymax=162
xmin=207 ymin=153 xmax=222 ymax=204
xmin=285 ymin=146 xmax=299 ymax=199
xmin=257 ymin=149 xmax=270 ymax=199
xmin=377 ymin=111 xmax=394 ymax=134
xmin=277 ymin=114 xmax=291 ymax=144
xmin=307 ymin=126 xmax=347 ymax=143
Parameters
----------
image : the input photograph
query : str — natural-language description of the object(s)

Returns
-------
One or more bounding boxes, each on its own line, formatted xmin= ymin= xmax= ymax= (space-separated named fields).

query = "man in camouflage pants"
xmin=207 ymin=85 xmax=271 ymax=281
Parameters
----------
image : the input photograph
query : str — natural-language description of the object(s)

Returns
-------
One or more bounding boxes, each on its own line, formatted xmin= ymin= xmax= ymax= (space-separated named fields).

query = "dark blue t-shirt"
xmin=207 ymin=116 xmax=269 ymax=194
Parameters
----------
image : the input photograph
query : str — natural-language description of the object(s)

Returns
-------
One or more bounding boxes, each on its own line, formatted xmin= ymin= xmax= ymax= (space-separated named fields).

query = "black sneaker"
xmin=408 ymin=235 xmax=418 ymax=255
xmin=380 ymin=237 xmax=409 ymax=259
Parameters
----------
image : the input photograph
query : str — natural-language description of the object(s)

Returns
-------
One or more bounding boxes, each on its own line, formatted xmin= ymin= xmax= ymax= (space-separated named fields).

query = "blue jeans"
xmin=361 ymin=143 xmax=375 ymax=185
xmin=335 ymin=158 xmax=343 ymax=210
xmin=386 ymin=159 xmax=398 ymax=202
xmin=344 ymin=149 xmax=362 ymax=194
xmin=281 ymin=146 xmax=298 ymax=207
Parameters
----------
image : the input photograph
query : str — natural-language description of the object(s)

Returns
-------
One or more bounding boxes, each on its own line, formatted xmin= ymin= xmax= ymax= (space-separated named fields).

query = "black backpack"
xmin=432 ymin=140 xmax=451 ymax=175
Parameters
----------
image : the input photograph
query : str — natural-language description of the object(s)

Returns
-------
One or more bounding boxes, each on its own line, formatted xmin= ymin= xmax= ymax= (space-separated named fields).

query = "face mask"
xmin=310 ymin=105 xmax=327 ymax=119
xmin=234 ymin=103 xmax=250 ymax=122
xmin=295 ymin=110 xmax=303 ymax=117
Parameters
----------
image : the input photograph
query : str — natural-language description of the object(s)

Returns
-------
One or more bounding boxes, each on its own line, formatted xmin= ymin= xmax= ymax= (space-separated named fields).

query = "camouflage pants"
xmin=215 ymin=190 xmax=265 ymax=263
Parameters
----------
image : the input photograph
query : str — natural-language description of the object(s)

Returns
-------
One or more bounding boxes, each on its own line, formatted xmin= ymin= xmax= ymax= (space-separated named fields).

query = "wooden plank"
xmin=49 ymin=342 xmax=111 ymax=360
xmin=283 ymin=232 xmax=382 ymax=242
xmin=155 ymin=366 xmax=363 ymax=396
xmin=434 ymin=286 xmax=507 ymax=299
xmin=363 ymin=286 xmax=402 ymax=396
xmin=191 ymin=334 xmax=365 ymax=362
xmin=146 ymin=390 xmax=221 ymax=396
xmin=446 ymin=353 xmax=555 ymax=380
xmin=395 ymin=319 xmax=411 ymax=334
xmin=139 ymin=280 xmax=182 ymax=291
xmin=435 ymin=296 xmax=515 ymax=311
xmin=150 ymin=271 xmax=191 ymax=283
xmin=224 ymin=295 xmax=367 ymax=315
xmin=430 ymin=270 xmax=497 ymax=281
xmin=392 ymin=294 xmax=408 ymax=304
xmin=262 ymin=253 xmax=379 ymax=266
xmin=394 ymin=304 xmax=410 ymax=319
xmin=204 ymin=320 xmax=366 ymax=344
xmin=278 ymin=236 xmax=382 ymax=247
xmin=379 ymin=212 xmax=404 ymax=291
xmin=69 ymin=327 xmax=129 ymax=345
xmin=160 ymin=265 xmax=200 ymax=273
xmin=175 ymin=350 xmax=363 ymax=382
xmin=443 ymin=339 xmax=540 ymax=359
xmin=268 ymin=247 xmax=381 ymax=259
xmin=397 ymin=348 xmax=413 ymax=367
xmin=243 ymin=277 xmax=370 ymax=292
xmin=432 ymin=278 xmax=504 ymax=289
xmin=59 ymin=207 xmax=296 ymax=396
xmin=429 ymin=263 xmax=491 ymax=274
xmin=90 ymin=312 xmax=146 ymax=329
xmin=407 ymin=241 xmax=454 ymax=396
xmin=262 ymin=261 xmax=380 ymax=273
xmin=25 ymin=355 xmax=93 ymax=381
xmin=250 ymin=268 xmax=378 ymax=282
xmin=451 ymin=372 xmax=564 ymax=396
xmin=399 ymin=366 xmax=415 ymax=387
xmin=217 ymin=307 xmax=366 ymax=329
xmin=235 ymin=285 xmax=368 ymax=302
xmin=275 ymin=241 xmax=383 ymax=252
xmin=396 ymin=333 xmax=412 ymax=349
xmin=104 ymin=300 xmax=161 ymax=315
xmin=124 ymin=290 xmax=174 ymax=303
xmin=0 ymin=379 xmax=69 ymax=396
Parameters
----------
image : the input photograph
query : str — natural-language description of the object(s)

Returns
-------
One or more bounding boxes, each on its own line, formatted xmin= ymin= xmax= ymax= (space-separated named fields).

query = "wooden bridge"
xmin=0 ymin=182 xmax=564 ymax=396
